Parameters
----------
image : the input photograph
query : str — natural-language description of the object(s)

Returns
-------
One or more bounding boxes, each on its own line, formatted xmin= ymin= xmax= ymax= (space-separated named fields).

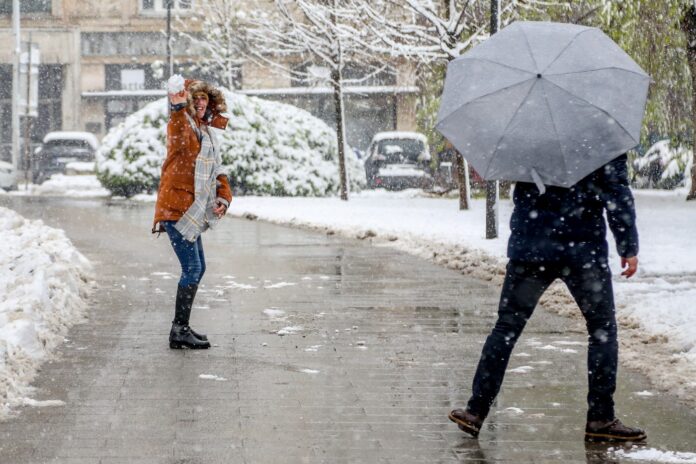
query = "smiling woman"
xmin=153 ymin=77 xmax=232 ymax=350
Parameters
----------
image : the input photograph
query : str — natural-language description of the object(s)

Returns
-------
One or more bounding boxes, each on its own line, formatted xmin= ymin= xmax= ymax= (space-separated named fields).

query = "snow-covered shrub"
xmin=633 ymin=140 xmax=693 ymax=190
xmin=95 ymin=102 xmax=165 ymax=197
xmin=96 ymin=91 xmax=365 ymax=197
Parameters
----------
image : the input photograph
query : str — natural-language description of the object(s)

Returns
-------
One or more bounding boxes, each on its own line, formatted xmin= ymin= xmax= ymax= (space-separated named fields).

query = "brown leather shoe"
xmin=448 ymin=408 xmax=483 ymax=438
xmin=585 ymin=419 xmax=647 ymax=442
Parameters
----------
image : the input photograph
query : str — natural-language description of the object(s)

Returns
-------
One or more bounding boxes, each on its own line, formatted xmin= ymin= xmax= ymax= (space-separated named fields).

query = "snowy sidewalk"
xmin=0 ymin=197 xmax=695 ymax=463
xmin=224 ymin=189 xmax=696 ymax=409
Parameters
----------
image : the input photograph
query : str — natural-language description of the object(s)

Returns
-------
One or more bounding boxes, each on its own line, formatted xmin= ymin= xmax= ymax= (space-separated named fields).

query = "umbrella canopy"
xmin=436 ymin=21 xmax=650 ymax=191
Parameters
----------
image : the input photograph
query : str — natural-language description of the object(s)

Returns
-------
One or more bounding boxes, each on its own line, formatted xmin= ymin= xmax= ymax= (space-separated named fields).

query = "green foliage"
xmin=415 ymin=0 xmax=695 ymax=159
xmin=595 ymin=0 xmax=692 ymax=147
xmin=416 ymin=63 xmax=447 ymax=160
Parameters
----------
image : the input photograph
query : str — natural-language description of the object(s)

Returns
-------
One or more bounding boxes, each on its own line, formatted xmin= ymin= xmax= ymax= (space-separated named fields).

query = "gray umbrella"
xmin=436 ymin=21 xmax=650 ymax=192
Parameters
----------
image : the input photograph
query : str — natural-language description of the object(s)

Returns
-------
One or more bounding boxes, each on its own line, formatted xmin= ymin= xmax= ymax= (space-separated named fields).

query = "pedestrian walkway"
xmin=1 ymin=197 xmax=694 ymax=463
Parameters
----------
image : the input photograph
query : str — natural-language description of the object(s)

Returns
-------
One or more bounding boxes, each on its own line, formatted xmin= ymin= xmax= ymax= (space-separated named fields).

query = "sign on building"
xmin=18 ymin=42 xmax=40 ymax=118
xmin=121 ymin=69 xmax=145 ymax=91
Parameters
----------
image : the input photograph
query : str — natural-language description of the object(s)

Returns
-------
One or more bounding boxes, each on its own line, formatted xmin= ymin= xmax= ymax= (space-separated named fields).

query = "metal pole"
xmin=24 ymin=36 xmax=32 ymax=185
xmin=166 ymin=0 xmax=173 ymax=80
xmin=11 ymin=0 xmax=20 ymax=188
xmin=486 ymin=0 xmax=500 ymax=239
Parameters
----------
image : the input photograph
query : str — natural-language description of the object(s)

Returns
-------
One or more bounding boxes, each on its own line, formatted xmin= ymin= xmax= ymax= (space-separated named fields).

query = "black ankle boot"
xmin=173 ymin=284 xmax=208 ymax=341
xmin=169 ymin=323 xmax=211 ymax=349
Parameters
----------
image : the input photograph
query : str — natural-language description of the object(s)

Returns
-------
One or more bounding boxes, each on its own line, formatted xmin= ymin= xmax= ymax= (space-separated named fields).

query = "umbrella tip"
xmin=537 ymin=73 xmax=542 ymax=78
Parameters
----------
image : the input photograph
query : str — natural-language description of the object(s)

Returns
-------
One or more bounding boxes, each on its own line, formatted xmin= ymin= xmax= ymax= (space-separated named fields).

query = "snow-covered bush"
xmin=633 ymin=140 xmax=693 ymax=190
xmin=96 ymin=91 xmax=365 ymax=197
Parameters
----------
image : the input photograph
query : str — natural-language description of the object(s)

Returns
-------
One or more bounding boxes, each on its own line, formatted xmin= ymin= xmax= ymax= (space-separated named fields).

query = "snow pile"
xmin=10 ymin=174 xmax=111 ymax=198
xmin=96 ymin=90 xmax=364 ymax=197
xmin=612 ymin=447 xmax=696 ymax=463
xmin=226 ymin=189 xmax=696 ymax=406
xmin=633 ymin=140 xmax=693 ymax=190
xmin=0 ymin=207 xmax=93 ymax=417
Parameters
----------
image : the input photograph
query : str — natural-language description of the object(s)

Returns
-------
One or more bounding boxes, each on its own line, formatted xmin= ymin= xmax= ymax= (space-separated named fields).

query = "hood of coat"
xmin=184 ymin=79 xmax=229 ymax=130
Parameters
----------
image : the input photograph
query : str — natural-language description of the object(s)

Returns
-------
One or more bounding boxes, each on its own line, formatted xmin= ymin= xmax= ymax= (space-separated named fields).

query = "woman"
xmin=152 ymin=79 xmax=232 ymax=349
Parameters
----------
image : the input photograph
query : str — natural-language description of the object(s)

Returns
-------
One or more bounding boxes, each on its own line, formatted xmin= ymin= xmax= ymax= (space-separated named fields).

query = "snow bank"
xmin=9 ymin=175 xmax=111 ymax=198
xmin=613 ymin=447 xmax=696 ymax=463
xmin=96 ymin=90 xmax=364 ymax=197
xmin=226 ymin=189 xmax=696 ymax=407
xmin=0 ymin=207 xmax=93 ymax=417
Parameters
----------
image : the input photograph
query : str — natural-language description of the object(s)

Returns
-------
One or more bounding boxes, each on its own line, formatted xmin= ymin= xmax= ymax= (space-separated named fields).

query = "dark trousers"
xmin=466 ymin=260 xmax=618 ymax=422
xmin=162 ymin=221 xmax=206 ymax=287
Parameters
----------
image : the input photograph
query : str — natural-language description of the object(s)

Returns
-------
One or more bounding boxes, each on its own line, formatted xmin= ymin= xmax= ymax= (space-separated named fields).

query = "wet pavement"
xmin=1 ymin=196 xmax=695 ymax=464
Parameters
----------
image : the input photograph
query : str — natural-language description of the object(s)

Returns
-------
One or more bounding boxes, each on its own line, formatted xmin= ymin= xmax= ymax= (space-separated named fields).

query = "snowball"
xmin=167 ymin=74 xmax=185 ymax=94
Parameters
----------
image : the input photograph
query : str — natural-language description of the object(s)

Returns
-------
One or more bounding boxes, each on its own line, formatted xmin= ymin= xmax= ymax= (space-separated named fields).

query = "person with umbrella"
xmin=437 ymin=22 xmax=650 ymax=442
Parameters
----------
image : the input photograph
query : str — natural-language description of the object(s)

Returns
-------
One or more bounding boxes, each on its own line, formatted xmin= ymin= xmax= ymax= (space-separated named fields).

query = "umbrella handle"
xmin=530 ymin=168 xmax=546 ymax=195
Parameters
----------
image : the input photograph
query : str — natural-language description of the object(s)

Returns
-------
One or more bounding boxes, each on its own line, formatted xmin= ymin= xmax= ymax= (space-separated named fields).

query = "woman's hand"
xmin=169 ymin=89 xmax=187 ymax=105
xmin=213 ymin=201 xmax=227 ymax=218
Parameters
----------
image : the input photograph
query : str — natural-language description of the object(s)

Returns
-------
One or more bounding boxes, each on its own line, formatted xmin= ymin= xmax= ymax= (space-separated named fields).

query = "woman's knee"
xmin=181 ymin=262 xmax=203 ymax=286
xmin=197 ymin=262 xmax=206 ymax=283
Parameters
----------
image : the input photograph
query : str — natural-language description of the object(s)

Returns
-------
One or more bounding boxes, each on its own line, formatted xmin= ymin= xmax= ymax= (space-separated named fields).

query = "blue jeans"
xmin=162 ymin=221 xmax=206 ymax=287
xmin=467 ymin=260 xmax=618 ymax=422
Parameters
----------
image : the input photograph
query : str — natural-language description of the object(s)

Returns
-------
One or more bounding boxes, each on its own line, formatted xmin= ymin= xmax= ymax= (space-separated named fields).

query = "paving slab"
xmin=1 ymin=196 xmax=695 ymax=464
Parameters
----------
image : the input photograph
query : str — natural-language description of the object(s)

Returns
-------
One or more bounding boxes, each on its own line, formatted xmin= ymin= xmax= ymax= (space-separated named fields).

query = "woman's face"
xmin=193 ymin=92 xmax=209 ymax=119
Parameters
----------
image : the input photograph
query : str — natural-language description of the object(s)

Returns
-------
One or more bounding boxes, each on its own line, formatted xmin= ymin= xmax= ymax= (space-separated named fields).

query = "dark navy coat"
xmin=507 ymin=154 xmax=639 ymax=263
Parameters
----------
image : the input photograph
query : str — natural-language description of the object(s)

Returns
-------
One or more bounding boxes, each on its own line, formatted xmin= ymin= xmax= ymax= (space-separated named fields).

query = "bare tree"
xmin=246 ymin=0 xmax=391 ymax=201
xmin=176 ymin=0 xmax=251 ymax=89
xmin=359 ymin=0 xmax=556 ymax=210
xmin=681 ymin=2 xmax=696 ymax=200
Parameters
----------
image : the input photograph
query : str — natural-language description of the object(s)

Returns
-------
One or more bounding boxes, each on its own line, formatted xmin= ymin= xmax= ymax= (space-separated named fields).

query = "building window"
xmin=105 ymin=65 xmax=158 ymax=92
xmin=0 ymin=64 xmax=61 ymax=162
xmin=34 ymin=64 xmax=63 ymax=142
xmin=141 ymin=0 xmax=192 ymax=13
xmin=0 ymin=0 xmax=51 ymax=14
xmin=82 ymin=32 xmax=200 ymax=57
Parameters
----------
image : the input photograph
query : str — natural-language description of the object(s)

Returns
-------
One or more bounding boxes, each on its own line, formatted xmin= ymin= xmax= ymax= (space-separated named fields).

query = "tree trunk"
xmin=330 ymin=0 xmax=348 ymax=201
xmin=486 ymin=0 xmax=500 ymax=237
xmin=446 ymin=48 xmax=469 ymax=210
xmin=455 ymin=151 xmax=469 ymax=210
xmin=331 ymin=68 xmax=349 ymax=201
xmin=681 ymin=5 xmax=696 ymax=200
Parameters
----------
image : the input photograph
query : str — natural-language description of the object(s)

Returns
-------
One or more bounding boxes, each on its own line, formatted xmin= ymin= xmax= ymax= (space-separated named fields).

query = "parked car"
xmin=33 ymin=131 xmax=99 ymax=184
xmin=364 ymin=131 xmax=434 ymax=190
xmin=0 ymin=160 xmax=15 ymax=190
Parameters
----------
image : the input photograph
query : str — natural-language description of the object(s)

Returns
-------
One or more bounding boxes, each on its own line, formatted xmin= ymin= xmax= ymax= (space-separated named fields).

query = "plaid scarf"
xmin=174 ymin=113 xmax=226 ymax=242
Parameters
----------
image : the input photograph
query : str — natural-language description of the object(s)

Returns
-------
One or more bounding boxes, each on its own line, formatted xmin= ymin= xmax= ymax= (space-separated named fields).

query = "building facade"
xmin=0 ymin=0 xmax=418 ymax=164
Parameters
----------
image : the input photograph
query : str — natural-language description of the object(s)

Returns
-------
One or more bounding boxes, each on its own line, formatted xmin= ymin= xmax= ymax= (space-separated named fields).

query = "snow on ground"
xmin=225 ymin=188 xmax=696 ymax=407
xmin=0 ymin=207 xmax=93 ymax=418
xmin=3 ymin=174 xmax=110 ymax=198
xmin=612 ymin=447 xmax=696 ymax=463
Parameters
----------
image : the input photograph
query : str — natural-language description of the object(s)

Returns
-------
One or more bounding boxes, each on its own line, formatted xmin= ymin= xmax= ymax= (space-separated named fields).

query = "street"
xmin=0 ymin=196 xmax=694 ymax=463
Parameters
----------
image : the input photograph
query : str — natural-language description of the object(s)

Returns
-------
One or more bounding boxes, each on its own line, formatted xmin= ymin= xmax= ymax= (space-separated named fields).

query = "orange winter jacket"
xmin=152 ymin=106 xmax=232 ymax=233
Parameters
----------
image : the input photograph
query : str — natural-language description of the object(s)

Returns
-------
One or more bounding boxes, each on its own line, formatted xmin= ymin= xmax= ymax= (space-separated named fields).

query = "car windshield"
xmin=376 ymin=139 xmax=424 ymax=164
xmin=45 ymin=140 xmax=93 ymax=151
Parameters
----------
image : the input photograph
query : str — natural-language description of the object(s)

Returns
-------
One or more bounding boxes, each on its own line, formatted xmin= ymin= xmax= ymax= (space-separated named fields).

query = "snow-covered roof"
xmin=371 ymin=131 xmax=428 ymax=144
xmin=82 ymin=90 xmax=167 ymax=98
xmin=240 ymin=86 xmax=419 ymax=96
xmin=43 ymin=131 xmax=100 ymax=150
